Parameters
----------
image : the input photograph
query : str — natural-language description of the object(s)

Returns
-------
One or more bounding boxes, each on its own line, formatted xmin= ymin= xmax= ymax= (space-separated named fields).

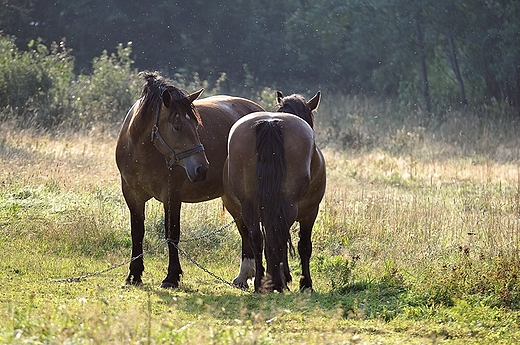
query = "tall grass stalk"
xmin=1 ymin=95 xmax=520 ymax=343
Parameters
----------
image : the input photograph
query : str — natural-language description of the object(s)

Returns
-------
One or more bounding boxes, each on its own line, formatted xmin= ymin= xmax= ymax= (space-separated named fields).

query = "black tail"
xmin=255 ymin=119 xmax=291 ymax=262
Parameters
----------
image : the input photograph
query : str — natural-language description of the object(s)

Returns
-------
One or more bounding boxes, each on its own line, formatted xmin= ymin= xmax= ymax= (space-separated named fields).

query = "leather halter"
xmin=150 ymin=104 xmax=205 ymax=169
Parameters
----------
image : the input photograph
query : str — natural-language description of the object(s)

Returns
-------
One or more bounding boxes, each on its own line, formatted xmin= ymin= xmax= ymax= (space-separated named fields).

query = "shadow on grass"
xmin=144 ymin=276 xmax=413 ymax=323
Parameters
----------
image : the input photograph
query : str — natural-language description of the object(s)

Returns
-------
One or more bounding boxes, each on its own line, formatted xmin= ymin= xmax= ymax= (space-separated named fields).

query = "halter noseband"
xmin=151 ymin=104 xmax=205 ymax=169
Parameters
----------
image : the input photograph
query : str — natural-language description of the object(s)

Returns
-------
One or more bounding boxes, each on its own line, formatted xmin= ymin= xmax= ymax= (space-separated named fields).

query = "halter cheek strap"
xmin=151 ymin=105 xmax=205 ymax=169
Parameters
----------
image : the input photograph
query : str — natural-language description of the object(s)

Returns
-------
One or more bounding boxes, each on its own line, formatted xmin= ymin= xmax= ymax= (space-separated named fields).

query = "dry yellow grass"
xmin=0 ymin=128 xmax=119 ymax=191
xmin=2 ymin=117 xmax=520 ymax=343
xmin=3 ymin=125 xmax=518 ymax=275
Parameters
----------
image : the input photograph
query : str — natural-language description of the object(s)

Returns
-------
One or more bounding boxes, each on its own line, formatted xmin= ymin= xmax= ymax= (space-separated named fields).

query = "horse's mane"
xmin=276 ymin=94 xmax=314 ymax=130
xmin=138 ymin=71 xmax=201 ymax=124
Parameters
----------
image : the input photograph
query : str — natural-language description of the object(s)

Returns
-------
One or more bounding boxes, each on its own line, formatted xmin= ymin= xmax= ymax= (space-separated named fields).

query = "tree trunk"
xmin=414 ymin=16 xmax=430 ymax=112
xmin=515 ymin=64 xmax=520 ymax=117
xmin=446 ymin=30 xmax=468 ymax=108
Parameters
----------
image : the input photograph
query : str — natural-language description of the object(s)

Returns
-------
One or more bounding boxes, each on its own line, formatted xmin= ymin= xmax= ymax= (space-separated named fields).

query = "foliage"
xmin=0 ymin=36 xmax=141 ymax=129
xmin=67 ymin=42 xmax=140 ymax=128
xmin=312 ymin=253 xmax=355 ymax=291
xmin=3 ymin=0 xmax=520 ymax=111
xmin=0 ymin=36 xmax=228 ymax=130
xmin=0 ymin=35 xmax=74 ymax=126
xmin=315 ymin=91 xmax=519 ymax=157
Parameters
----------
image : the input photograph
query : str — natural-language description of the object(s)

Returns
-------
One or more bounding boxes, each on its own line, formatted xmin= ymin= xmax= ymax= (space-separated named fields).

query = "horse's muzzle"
xmin=185 ymin=157 xmax=209 ymax=183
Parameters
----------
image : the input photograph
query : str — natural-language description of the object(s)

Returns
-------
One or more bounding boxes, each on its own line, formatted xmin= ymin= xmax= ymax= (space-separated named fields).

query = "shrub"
xmin=0 ymin=35 xmax=74 ymax=127
xmin=0 ymin=37 xmax=234 ymax=131
xmin=67 ymin=42 xmax=140 ymax=129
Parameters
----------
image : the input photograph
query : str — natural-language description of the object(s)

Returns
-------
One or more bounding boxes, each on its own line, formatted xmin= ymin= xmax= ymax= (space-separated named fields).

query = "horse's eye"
xmin=173 ymin=114 xmax=181 ymax=131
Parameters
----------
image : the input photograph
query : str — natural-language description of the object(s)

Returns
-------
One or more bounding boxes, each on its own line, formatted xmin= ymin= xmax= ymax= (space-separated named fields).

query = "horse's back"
xmin=179 ymin=96 xmax=264 ymax=201
xmin=195 ymin=96 xmax=263 ymax=121
xmin=230 ymin=111 xmax=313 ymax=137
xmin=195 ymin=96 xmax=264 ymax=141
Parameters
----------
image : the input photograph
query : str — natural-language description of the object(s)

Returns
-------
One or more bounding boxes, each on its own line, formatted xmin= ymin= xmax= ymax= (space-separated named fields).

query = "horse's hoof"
xmin=160 ymin=281 xmax=179 ymax=289
xmin=232 ymin=276 xmax=250 ymax=290
xmin=299 ymin=277 xmax=313 ymax=292
xmin=300 ymin=287 xmax=314 ymax=294
xmin=232 ymin=280 xmax=249 ymax=290
xmin=299 ymin=283 xmax=314 ymax=293
xmin=126 ymin=278 xmax=143 ymax=286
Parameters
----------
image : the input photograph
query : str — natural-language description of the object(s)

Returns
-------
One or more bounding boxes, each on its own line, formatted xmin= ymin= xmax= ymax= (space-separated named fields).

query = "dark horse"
xmin=116 ymin=71 xmax=264 ymax=288
xmin=223 ymin=91 xmax=326 ymax=292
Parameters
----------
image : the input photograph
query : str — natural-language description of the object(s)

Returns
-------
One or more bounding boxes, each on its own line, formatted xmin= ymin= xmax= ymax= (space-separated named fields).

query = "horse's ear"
xmin=188 ymin=88 xmax=204 ymax=103
xmin=276 ymin=91 xmax=284 ymax=104
xmin=162 ymin=89 xmax=172 ymax=108
xmin=307 ymin=91 xmax=321 ymax=111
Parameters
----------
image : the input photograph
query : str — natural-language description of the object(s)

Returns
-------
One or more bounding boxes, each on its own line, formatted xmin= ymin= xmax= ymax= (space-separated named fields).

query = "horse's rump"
xmin=225 ymin=91 xmax=324 ymax=293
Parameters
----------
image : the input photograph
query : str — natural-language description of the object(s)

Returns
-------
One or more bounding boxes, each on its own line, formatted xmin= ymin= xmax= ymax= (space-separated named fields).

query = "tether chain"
xmin=50 ymin=167 xmax=241 ymax=289
xmin=49 ymin=217 xmax=239 ymax=284
xmin=164 ymin=167 xmax=238 ymax=288
xmin=168 ymin=239 xmax=235 ymax=288
xmin=49 ymin=239 xmax=168 ymax=283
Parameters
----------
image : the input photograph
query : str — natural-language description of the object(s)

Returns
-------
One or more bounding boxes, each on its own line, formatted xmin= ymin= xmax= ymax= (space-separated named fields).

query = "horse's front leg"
xmin=123 ymin=184 xmax=146 ymax=285
xmin=127 ymin=207 xmax=146 ymax=285
xmin=161 ymin=198 xmax=183 ymax=288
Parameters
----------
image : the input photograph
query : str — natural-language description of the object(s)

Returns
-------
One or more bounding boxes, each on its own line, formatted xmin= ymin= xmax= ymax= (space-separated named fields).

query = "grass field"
xmin=1 ymin=97 xmax=520 ymax=344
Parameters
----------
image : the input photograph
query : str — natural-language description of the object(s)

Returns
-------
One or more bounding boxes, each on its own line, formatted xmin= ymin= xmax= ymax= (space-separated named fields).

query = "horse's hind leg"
xmin=280 ymin=202 xmax=299 ymax=289
xmin=232 ymin=217 xmax=255 ymax=289
xmin=298 ymin=207 xmax=319 ymax=291
xmin=264 ymin=204 xmax=295 ymax=292
xmin=265 ymin=242 xmax=289 ymax=292
xmin=222 ymin=198 xmax=255 ymax=289
xmin=239 ymin=204 xmax=264 ymax=293
xmin=282 ymin=245 xmax=292 ymax=286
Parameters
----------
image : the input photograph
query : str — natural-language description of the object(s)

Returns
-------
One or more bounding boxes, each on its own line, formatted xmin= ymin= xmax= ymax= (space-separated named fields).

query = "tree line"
xmin=1 ymin=0 xmax=520 ymax=113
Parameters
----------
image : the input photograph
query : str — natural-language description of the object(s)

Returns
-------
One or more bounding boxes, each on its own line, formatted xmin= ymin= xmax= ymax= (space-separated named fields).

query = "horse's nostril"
xmin=196 ymin=165 xmax=207 ymax=180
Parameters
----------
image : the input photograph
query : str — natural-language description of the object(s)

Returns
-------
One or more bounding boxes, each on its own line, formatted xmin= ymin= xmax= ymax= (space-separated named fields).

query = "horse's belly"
xmin=180 ymin=178 xmax=224 ymax=203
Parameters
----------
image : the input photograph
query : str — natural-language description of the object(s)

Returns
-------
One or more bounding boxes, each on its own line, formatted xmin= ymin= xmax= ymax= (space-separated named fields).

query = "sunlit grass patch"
xmin=2 ymin=106 xmax=520 ymax=343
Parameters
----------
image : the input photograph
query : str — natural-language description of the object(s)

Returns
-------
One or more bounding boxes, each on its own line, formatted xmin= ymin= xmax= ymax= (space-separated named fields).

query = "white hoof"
xmin=232 ymin=258 xmax=255 ymax=288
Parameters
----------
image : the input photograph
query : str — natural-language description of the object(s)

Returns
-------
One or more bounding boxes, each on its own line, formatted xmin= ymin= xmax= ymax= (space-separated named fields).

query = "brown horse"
xmin=223 ymin=91 xmax=326 ymax=292
xmin=116 ymin=71 xmax=264 ymax=288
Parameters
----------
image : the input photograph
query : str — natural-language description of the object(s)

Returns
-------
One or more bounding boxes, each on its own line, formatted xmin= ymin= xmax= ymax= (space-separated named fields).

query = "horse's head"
xmin=276 ymin=91 xmax=321 ymax=130
xmin=152 ymin=87 xmax=209 ymax=182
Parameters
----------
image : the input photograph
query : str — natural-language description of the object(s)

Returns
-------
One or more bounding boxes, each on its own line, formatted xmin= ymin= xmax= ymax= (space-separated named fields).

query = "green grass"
xmin=2 ymin=99 xmax=520 ymax=343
